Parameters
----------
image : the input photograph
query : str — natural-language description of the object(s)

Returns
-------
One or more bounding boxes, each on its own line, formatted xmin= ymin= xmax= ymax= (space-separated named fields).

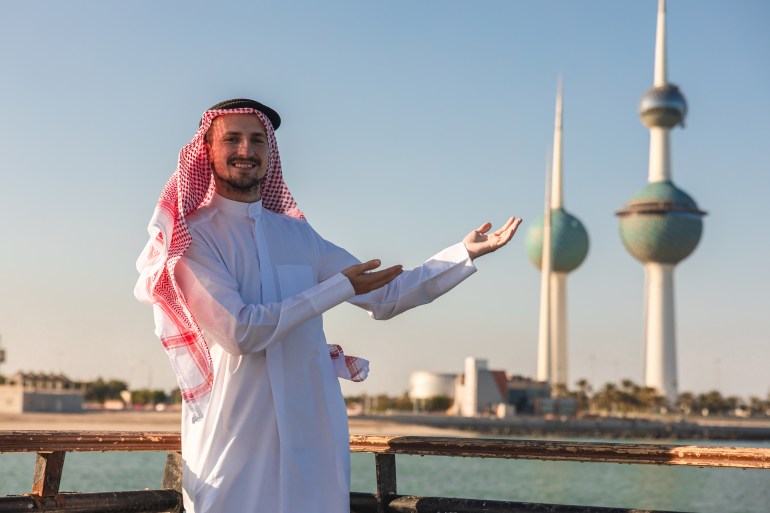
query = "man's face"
xmin=205 ymin=113 xmax=269 ymax=200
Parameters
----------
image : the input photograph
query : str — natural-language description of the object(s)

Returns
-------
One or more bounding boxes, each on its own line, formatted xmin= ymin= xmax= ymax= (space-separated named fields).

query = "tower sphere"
xmin=616 ymin=181 xmax=705 ymax=264
xmin=525 ymin=208 xmax=589 ymax=273
xmin=639 ymin=84 xmax=687 ymax=128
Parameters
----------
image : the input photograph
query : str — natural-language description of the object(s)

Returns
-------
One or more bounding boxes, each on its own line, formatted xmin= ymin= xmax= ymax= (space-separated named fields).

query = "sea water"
xmin=1 ymin=439 xmax=768 ymax=513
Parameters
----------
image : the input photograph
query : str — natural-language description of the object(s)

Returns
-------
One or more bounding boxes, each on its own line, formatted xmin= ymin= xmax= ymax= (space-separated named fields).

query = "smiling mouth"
xmin=229 ymin=159 xmax=260 ymax=169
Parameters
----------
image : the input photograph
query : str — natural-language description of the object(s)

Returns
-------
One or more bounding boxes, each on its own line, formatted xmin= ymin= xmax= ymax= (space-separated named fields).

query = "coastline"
xmin=354 ymin=413 xmax=770 ymax=441
xmin=2 ymin=411 xmax=769 ymax=441
xmin=0 ymin=411 xmax=469 ymax=437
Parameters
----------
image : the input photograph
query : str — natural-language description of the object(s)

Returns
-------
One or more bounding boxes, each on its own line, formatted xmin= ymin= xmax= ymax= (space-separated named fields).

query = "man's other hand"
xmin=342 ymin=260 xmax=403 ymax=295
xmin=463 ymin=216 xmax=522 ymax=260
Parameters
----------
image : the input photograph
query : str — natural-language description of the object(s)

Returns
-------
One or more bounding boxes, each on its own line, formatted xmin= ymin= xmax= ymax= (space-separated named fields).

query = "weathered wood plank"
xmin=0 ymin=490 xmax=182 ymax=513
xmin=350 ymin=493 xmax=692 ymax=513
xmin=2 ymin=431 xmax=769 ymax=469
xmin=349 ymin=434 xmax=770 ymax=469
xmin=0 ymin=431 xmax=181 ymax=452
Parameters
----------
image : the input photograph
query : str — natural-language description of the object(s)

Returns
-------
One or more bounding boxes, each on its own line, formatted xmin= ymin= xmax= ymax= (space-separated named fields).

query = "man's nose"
xmin=236 ymin=140 xmax=253 ymax=156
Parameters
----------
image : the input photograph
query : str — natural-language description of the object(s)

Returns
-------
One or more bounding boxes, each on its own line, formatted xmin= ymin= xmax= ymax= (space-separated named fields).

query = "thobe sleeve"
xmin=310 ymin=229 xmax=478 ymax=320
xmin=175 ymin=237 xmax=356 ymax=356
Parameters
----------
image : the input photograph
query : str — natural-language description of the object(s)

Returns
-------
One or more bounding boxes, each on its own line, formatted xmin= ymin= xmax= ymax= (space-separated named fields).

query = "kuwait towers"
xmin=526 ymin=81 xmax=589 ymax=387
xmin=616 ymin=0 xmax=705 ymax=402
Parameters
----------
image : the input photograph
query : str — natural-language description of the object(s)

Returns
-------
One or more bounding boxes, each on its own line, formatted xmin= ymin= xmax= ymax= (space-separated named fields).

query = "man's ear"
xmin=203 ymin=140 xmax=213 ymax=163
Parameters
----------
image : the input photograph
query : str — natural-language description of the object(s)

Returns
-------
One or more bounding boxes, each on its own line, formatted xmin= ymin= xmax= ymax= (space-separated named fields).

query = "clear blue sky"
xmin=1 ymin=1 xmax=768 ymax=399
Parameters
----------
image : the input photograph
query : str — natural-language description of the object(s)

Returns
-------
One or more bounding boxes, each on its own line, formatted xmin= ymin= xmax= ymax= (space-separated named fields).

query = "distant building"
xmin=408 ymin=371 xmax=455 ymax=407
xmin=457 ymin=358 xmax=509 ymax=417
xmin=409 ymin=357 xmax=552 ymax=417
xmin=0 ymin=372 xmax=84 ymax=413
xmin=506 ymin=374 xmax=551 ymax=415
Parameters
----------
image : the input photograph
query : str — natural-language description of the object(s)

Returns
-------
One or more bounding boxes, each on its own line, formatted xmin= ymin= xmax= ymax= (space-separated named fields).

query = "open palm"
xmin=463 ymin=217 xmax=522 ymax=260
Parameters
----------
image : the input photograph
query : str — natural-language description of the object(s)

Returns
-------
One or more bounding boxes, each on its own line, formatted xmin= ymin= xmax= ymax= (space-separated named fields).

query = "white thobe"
xmin=174 ymin=193 xmax=477 ymax=513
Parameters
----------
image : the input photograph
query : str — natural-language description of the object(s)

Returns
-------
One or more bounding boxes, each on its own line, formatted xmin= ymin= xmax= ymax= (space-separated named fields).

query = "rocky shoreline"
xmin=2 ymin=411 xmax=768 ymax=441
xmin=357 ymin=413 xmax=770 ymax=441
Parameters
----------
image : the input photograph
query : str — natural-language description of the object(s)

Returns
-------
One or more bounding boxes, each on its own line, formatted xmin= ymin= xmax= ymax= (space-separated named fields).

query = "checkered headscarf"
xmin=135 ymin=105 xmax=366 ymax=422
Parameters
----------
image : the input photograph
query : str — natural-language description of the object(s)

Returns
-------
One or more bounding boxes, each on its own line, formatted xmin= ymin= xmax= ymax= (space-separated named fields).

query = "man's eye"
xmin=224 ymin=137 xmax=238 ymax=143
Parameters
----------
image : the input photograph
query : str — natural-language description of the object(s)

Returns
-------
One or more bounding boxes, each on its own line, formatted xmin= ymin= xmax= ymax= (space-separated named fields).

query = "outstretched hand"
xmin=342 ymin=259 xmax=403 ymax=295
xmin=463 ymin=216 xmax=522 ymax=260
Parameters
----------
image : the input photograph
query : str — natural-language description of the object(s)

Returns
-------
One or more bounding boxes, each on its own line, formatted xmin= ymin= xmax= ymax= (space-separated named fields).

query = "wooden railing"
xmin=1 ymin=431 xmax=768 ymax=512
xmin=0 ymin=431 xmax=182 ymax=513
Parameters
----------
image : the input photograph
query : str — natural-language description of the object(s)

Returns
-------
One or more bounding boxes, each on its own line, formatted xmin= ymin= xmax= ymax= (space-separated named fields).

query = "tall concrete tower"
xmin=526 ymin=80 xmax=589 ymax=387
xmin=616 ymin=0 xmax=705 ymax=403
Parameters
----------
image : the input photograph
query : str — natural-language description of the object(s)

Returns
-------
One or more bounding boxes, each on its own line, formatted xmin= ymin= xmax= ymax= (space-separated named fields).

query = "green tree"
xmin=84 ymin=378 xmax=128 ymax=403
xmin=552 ymin=383 xmax=570 ymax=399
xmin=131 ymin=389 xmax=168 ymax=406
xmin=748 ymin=396 xmax=766 ymax=417
xmin=170 ymin=388 xmax=183 ymax=405
xmin=573 ymin=379 xmax=592 ymax=413
xmin=423 ymin=395 xmax=452 ymax=412
xmin=677 ymin=391 xmax=696 ymax=415
xmin=592 ymin=383 xmax=620 ymax=413
xmin=697 ymin=390 xmax=728 ymax=416
xmin=636 ymin=386 xmax=666 ymax=412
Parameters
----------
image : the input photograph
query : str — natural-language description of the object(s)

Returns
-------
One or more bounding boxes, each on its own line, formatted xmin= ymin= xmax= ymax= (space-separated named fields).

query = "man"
xmin=135 ymin=98 xmax=521 ymax=513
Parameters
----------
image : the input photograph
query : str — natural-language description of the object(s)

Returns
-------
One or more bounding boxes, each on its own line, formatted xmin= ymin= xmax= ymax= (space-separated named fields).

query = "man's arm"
xmin=315 ymin=217 xmax=522 ymax=320
xmin=175 ymin=238 xmax=357 ymax=356
xmin=346 ymin=242 xmax=477 ymax=320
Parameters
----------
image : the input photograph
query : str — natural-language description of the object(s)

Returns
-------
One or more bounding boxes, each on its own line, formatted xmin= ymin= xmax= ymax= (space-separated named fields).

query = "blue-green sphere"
xmin=525 ymin=208 xmax=589 ymax=273
xmin=617 ymin=181 xmax=704 ymax=264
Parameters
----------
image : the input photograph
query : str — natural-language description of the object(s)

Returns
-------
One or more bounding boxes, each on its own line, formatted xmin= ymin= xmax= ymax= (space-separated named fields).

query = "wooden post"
xmin=32 ymin=451 xmax=66 ymax=497
xmin=374 ymin=453 xmax=397 ymax=513
xmin=162 ymin=451 xmax=183 ymax=492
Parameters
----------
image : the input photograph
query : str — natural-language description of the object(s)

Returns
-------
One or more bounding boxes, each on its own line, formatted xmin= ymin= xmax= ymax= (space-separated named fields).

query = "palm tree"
xmin=677 ymin=391 xmax=695 ymax=415
xmin=574 ymin=379 xmax=592 ymax=413
xmin=592 ymin=383 xmax=620 ymax=414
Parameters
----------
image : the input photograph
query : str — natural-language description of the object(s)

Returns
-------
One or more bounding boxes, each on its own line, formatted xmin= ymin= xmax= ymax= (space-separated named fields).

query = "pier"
xmin=1 ymin=431 xmax=768 ymax=512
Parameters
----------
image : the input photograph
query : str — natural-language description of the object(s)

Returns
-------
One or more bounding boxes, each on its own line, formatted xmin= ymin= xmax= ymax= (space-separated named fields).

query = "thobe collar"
xmin=210 ymin=192 xmax=263 ymax=219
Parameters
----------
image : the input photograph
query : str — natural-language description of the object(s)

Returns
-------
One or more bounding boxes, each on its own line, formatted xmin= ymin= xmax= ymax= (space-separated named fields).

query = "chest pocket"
xmin=276 ymin=265 xmax=316 ymax=299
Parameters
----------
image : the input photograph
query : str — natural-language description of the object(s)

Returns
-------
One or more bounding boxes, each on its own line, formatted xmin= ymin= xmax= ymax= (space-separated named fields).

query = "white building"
xmin=410 ymin=357 xmax=550 ymax=417
xmin=0 ymin=372 xmax=84 ymax=413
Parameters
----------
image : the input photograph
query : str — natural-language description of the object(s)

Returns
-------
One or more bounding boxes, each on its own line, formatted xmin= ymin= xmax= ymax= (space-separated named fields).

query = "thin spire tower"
xmin=536 ymin=153 xmax=552 ymax=383
xmin=527 ymin=79 xmax=589 ymax=389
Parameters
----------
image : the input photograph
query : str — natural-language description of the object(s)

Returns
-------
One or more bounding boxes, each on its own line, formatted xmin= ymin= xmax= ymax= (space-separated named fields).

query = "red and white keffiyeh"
xmin=135 ymin=106 xmax=368 ymax=422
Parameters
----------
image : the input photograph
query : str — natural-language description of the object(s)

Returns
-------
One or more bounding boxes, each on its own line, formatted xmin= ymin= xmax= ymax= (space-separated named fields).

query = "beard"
xmin=212 ymin=161 xmax=264 ymax=194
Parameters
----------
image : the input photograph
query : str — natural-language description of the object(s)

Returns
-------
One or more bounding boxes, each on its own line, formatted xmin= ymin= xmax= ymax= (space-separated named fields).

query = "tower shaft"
xmin=549 ymin=273 xmax=568 ymax=386
xmin=537 ymin=157 xmax=553 ymax=383
xmin=552 ymin=79 xmax=564 ymax=209
xmin=548 ymin=81 xmax=568 ymax=387
xmin=644 ymin=263 xmax=678 ymax=401
xmin=648 ymin=127 xmax=671 ymax=182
